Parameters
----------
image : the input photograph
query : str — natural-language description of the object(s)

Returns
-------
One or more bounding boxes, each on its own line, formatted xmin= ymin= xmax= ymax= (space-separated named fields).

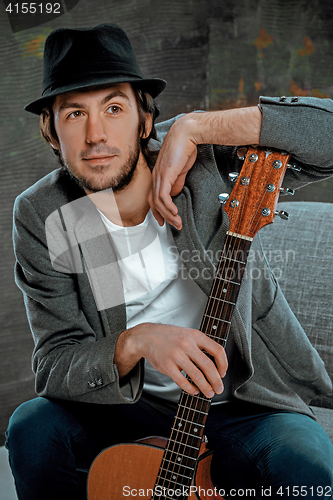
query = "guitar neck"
xmin=153 ymin=233 xmax=252 ymax=498
xmin=201 ymin=232 xmax=252 ymax=348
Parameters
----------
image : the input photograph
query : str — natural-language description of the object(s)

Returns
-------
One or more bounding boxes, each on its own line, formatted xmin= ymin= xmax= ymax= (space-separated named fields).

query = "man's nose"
xmin=85 ymin=116 xmax=107 ymax=144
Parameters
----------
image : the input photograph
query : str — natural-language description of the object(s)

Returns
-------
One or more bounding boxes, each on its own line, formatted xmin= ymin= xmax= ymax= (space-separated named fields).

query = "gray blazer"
xmin=13 ymin=96 xmax=333 ymax=418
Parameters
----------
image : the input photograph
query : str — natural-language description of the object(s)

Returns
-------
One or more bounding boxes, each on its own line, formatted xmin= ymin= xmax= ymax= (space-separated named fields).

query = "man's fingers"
xmin=169 ymin=362 xmax=218 ymax=399
xmin=170 ymin=370 xmax=200 ymax=396
xmin=149 ymin=130 xmax=197 ymax=228
xmin=169 ymin=337 xmax=227 ymax=399
xmin=149 ymin=177 xmax=183 ymax=229
xmin=196 ymin=333 xmax=229 ymax=377
xmin=186 ymin=350 xmax=225 ymax=398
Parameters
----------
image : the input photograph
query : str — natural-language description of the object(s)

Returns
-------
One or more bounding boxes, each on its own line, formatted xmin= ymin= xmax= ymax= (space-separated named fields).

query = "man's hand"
xmin=148 ymin=114 xmax=198 ymax=230
xmin=114 ymin=323 xmax=228 ymax=399
xmin=148 ymin=106 xmax=262 ymax=229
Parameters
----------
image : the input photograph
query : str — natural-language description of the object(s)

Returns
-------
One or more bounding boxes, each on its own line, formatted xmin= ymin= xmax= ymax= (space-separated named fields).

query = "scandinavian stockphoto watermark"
xmin=166 ymin=245 xmax=296 ymax=283
xmin=3 ymin=0 xmax=80 ymax=33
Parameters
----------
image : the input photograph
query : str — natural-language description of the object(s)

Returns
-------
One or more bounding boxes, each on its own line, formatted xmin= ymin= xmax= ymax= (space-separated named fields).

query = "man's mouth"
xmin=83 ymin=155 xmax=115 ymax=165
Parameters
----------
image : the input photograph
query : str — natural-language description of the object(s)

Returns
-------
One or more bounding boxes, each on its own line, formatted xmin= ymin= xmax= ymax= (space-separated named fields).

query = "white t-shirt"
xmin=99 ymin=209 xmax=233 ymax=404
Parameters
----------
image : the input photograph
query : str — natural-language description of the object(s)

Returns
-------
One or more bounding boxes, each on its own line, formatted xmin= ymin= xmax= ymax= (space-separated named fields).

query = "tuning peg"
xmin=228 ymin=172 xmax=239 ymax=183
xmin=219 ymin=193 xmax=229 ymax=205
xmin=280 ymin=187 xmax=295 ymax=195
xmin=287 ymin=164 xmax=302 ymax=172
xmin=237 ymin=147 xmax=248 ymax=161
xmin=275 ymin=210 xmax=290 ymax=220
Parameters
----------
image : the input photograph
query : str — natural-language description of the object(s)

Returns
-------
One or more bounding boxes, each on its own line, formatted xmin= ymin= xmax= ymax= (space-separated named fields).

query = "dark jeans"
xmin=5 ymin=395 xmax=333 ymax=500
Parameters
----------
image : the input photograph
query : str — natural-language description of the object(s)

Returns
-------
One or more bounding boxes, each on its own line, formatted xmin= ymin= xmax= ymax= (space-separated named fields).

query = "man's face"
xmin=53 ymin=83 xmax=147 ymax=193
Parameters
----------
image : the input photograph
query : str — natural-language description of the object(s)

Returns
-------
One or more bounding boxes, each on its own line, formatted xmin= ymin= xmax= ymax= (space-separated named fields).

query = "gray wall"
xmin=1 ymin=0 xmax=333 ymax=443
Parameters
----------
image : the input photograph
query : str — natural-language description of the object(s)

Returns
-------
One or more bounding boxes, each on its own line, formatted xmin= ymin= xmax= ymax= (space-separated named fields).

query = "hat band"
xmin=41 ymin=72 xmax=145 ymax=97
xmin=43 ymin=61 xmax=144 ymax=89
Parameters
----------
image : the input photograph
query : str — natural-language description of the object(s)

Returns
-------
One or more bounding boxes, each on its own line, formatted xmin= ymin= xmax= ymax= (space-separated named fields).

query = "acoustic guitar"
xmin=88 ymin=146 xmax=297 ymax=499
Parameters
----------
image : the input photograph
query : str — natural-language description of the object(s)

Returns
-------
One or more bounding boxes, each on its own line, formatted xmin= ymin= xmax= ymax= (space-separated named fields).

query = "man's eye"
xmin=69 ymin=110 xmax=82 ymax=118
xmin=107 ymin=105 xmax=120 ymax=114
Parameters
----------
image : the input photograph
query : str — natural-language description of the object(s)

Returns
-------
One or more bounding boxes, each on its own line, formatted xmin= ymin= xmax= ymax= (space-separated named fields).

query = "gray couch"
xmin=260 ymin=201 xmax=333 ymax=444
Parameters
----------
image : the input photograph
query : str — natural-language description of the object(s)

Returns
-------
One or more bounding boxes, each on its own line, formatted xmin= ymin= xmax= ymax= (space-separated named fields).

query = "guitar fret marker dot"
xmin=177 ymin=457 xmax=181 ymax=461
xmin=178 ymin=423 xmax=182 ymax=427
xmin=173 ymin=475 xmax=176 ymax=479
xmin=212 ymin=325 xmax=217 ymax=330
xmin=223 ymin=288 xmax=227 ymax=293
xmin=194 ymin=428 xmax=198 ymax=432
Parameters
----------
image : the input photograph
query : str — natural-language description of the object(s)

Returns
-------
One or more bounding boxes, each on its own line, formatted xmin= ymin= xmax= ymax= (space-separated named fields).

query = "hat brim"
xmin=24 ymin=76 xmax=167 ymax=115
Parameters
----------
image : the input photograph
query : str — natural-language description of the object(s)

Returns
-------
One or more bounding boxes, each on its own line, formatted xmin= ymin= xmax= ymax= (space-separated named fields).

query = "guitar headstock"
xmin=221 ymin=146 xmax=291 ymax=240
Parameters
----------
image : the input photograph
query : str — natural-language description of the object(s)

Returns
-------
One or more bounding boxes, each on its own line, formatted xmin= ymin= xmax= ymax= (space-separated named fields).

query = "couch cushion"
xmin=260 ymin=202 xmax=333 ymax=409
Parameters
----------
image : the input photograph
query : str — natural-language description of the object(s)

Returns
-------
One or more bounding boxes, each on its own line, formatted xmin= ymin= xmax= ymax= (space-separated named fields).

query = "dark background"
xmin=1 ymin=0 xmax=333 ymax=444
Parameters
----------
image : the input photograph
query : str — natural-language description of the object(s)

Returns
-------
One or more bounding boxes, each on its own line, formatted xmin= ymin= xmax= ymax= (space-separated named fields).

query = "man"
xmin=6 ymin=23 xmax=333 ymax=500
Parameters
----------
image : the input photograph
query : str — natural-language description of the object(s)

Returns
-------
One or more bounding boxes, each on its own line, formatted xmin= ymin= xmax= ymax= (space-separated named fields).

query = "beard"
xmin=59 ymin=135 xmax=141 ymax=194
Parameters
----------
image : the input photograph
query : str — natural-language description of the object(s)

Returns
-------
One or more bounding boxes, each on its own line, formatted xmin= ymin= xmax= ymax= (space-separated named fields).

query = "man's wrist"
xmin=180 ymin=106 xmax=262 ymax=147
xmin=114 ymin=326 xmax=143 ymax=378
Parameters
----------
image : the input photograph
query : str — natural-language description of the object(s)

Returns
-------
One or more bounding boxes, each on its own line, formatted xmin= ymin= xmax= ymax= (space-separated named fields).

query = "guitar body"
xmin=88 ymin=437 xmax=224 ymax=500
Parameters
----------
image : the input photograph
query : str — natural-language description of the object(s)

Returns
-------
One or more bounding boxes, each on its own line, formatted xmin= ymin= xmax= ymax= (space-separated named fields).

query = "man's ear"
xmin=141 ymin=113 xmax=153 ymax=139
xmin=49 ymin=137 xmax=60 ymax=150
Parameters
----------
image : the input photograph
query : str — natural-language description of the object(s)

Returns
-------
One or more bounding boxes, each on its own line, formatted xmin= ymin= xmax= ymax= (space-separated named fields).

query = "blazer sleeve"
xmin=259 ymin=95 xmax=333 ymax=189
xmin=13 ymin=192 xmax=143 ymax=404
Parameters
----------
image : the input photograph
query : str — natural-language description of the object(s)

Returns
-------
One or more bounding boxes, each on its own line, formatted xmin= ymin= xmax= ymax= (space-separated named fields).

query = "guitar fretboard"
xmin=152 ymin=234 xmax=252 ymax=499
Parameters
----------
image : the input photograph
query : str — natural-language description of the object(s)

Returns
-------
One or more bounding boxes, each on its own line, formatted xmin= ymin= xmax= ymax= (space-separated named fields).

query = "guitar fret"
xmin=170 ymin=427 xmax=203 ymax=439
xmin=163 ymin=450 xmax=197 ymax=462
xmin=175 ymin=416 xmax=205 ymax=427
xmin=223 ymin=256 xmax=246 ymax=265
xmin=204 ymin=314 xmax=231 ymax=324
xmin=159 ymin=466 xmax=193 ymax=481
xmin=206 ymin=333 xmax=228 ymax=341
xmin=155 ymin=475 xmax=192 ymax=490
xmin=162 ymin=458 xmax=195 ymax=471
xmin=167 ymin=438 xmax=200 ymax=450
xmin=206 ymin=331 xmax=228 ymax=338
xmin=178 ymin=404 xmax=208 ymax=416
xmin=215 ymin=276 xmax=241 ymax=285
xmin=191 ymin=394 xmax=209 ymax=403
xmin=210 ymin=296 xmax=236 ymax=305
xmin=174 ymin=417 xmax=206 ymax=430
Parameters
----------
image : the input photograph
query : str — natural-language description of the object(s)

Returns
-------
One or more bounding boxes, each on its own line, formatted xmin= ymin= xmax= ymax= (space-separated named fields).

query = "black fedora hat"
xmin=25 ymin=23 xmax=167 ymax=115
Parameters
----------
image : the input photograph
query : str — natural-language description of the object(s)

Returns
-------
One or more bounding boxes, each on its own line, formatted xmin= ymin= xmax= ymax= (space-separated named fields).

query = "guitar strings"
xmin=154 ymin=242 xmax=240 ymax=495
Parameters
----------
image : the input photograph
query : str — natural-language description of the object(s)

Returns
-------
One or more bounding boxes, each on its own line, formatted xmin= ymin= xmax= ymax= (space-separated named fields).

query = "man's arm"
xmin=149 ymin=96 xmax=333 ymax=229
xmin=148 ymin=106 xmax=262 ymax=229
xmin=114 ymin=323 xmax=227 ymax=399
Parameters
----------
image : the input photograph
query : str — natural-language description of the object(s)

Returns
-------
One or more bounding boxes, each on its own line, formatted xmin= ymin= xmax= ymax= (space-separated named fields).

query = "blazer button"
xmin=88 ymin=381 xmax=96 ymax=388
xmin=96 ymin=378 xmax=103 ymax=386
xmin=291 ymin=96 xmax=299 ymax=102
xmin=279 ymin=96 xmax=287 ymax=102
